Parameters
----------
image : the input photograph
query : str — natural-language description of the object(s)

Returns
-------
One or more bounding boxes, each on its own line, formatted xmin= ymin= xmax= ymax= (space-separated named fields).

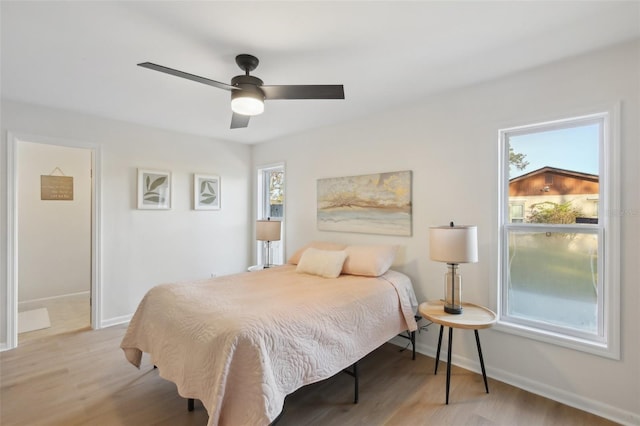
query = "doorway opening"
xmin=5 ymin=133 xmax=101 ymax=350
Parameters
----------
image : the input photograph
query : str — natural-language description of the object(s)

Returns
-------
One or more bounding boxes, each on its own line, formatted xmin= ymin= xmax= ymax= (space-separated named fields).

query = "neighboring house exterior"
xmin=509 ymin=166 xmax=599 ymax=223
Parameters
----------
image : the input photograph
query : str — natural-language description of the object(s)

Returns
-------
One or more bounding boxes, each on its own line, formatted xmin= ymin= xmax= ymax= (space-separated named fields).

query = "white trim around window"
xmin=256 ymin=162 xmax=285 ymax=266
xmin=496 ymin=104 xmax=620 ymax=359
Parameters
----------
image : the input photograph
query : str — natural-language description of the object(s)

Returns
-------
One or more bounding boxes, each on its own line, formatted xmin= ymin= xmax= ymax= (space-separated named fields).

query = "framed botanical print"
xmin=137 ymin=169 xmax=171 ymax=210
xmin=194 ymin=174 xmax=221 ymax=210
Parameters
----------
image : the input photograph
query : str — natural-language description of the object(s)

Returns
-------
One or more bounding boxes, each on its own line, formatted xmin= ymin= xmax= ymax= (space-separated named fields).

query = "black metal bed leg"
xmin=434 ymin=325 xmax=444 ymax=374
xmin=410 ymin=330 xmax=416 ymax=360
xmin=475 ymin=330 xmax=489 ymax=393
xmin=188 ymin=398 xmax=194 ymax=412
xmin=353 ymin=362 xmax=359 ymax=404
xmin=342 ymin=361 xmax=359 ymax=404
xmin=446 ymin=327 xmax=453 ymax=405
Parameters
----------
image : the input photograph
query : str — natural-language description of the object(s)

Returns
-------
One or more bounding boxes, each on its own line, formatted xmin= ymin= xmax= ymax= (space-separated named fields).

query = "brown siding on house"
xmin=508 ymin=167 xmax=599 ymax=223
xmin=509 ymin=167 xmax=598 ymax=197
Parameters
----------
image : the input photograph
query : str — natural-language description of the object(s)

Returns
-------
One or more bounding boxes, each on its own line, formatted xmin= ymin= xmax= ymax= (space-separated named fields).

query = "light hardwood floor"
xmin=1 ymin=325 xmax=617 ymax=426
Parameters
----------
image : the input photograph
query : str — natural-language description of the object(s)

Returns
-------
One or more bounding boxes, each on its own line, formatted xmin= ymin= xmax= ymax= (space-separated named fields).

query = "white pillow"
xmin=287 ymin=241 xmax=347 ymax=265
xmin=341 ymin=245 xmax=397 ymax=277
xmin=296 ymin=247 xmax=348 ymax=278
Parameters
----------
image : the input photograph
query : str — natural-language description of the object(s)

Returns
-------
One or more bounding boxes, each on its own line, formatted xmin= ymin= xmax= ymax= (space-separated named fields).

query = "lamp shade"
xmin=429 ymin=225 xmax=478 ymax=264
xmin=256 ymin=219 xmax=281 ymax=242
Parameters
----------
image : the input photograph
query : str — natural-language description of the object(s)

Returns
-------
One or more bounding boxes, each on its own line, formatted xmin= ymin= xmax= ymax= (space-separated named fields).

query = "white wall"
xmin=17 ymin=141 xmax=91 ymax=301
xmin=252 ymin=40 xmax=640 ymax=424
xmin=1 ymin=101 xmax=252 ymax=339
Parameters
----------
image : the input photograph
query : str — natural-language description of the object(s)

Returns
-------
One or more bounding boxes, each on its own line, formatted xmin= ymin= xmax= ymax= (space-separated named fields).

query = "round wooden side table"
xmin=419 ymin=300 xmax=497 ymax=404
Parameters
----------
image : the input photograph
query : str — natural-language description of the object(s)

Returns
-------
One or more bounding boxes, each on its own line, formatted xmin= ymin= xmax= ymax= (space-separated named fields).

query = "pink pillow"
xmin=341 ymin=245 xmax=397 ymax=277
xmin=287 ymin=241 xmax=347 ymax=265
xmin=296 ymin=248 xmax=348 ymax=278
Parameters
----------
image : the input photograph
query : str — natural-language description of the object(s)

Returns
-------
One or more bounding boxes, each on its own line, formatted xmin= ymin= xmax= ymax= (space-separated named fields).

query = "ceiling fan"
xmin=138 ymin=54 xmax=345 ymax=129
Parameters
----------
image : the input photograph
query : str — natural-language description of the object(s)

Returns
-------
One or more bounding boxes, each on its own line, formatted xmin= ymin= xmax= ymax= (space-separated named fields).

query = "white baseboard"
xmin=99 ymin=314 xmax=132 ymax=328
xmin=388 ymin=336 xmax=639 ymax=426
xmin=19 ymin=291 xmax=90 ymax=305
xmin=487 ymin=363 xmax=639 ymax=426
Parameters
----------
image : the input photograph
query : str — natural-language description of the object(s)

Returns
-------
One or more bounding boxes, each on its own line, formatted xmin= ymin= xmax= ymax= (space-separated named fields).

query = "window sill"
xmin=494 ymin=319 xmax=619 ymax=360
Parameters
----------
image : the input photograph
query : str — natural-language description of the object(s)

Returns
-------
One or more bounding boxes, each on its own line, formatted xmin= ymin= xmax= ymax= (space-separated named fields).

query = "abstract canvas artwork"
xmin=317 ymin=170 xmax=412 ymax=236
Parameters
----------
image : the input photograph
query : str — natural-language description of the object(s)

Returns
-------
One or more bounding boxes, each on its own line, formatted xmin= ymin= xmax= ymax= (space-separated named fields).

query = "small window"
xmin=509 ymin=203 xmax=525 ymax=223
xmin=498 ymin=110 xmax=620 ymax=359
xmin=267 ymin=170 xmax=284 ymax=218
xmin=257 ymin=164 xmax=285 ymax=265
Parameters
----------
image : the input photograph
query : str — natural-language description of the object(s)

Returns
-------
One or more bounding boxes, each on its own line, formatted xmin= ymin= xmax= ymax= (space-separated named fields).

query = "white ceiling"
xmin=2 ymin=1 xmax=639 ymax=145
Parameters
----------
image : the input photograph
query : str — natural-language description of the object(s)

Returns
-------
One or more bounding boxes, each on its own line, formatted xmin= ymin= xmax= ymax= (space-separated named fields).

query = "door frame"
xmin=5 ymin=132 xmax=102 ymax=350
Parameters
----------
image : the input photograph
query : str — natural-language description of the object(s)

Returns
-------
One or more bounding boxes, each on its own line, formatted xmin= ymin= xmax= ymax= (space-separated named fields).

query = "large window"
xmin=498 ymin=111 xmax=620 ymax=358
xmin=256 ymin=163 xmax=285 ymax=266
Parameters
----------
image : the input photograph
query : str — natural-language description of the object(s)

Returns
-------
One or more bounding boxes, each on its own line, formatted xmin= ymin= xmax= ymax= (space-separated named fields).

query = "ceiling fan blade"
xmin=261 ymin=85 xmax=344 ymax=100
xmin=138 ymin=62 xmax=236 ymax=91
xmin=230 ymin=113 xmax=250 ymax=129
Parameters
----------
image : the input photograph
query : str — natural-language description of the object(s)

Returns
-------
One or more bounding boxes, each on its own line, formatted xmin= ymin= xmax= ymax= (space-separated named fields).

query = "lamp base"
xmin=444 ymin=305 xmax=463 ymax=314
xmin=444 ymin=264 xmax=463 ymax=315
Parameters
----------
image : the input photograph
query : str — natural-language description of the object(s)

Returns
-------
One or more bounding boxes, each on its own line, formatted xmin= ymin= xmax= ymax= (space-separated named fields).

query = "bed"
xmin=121 ymin=243 xmax=418 ymax=426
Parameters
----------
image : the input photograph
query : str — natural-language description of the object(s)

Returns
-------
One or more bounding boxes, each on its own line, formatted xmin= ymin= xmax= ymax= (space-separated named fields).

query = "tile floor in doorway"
xmin=18 ymin=293 xmax=90 ymax=343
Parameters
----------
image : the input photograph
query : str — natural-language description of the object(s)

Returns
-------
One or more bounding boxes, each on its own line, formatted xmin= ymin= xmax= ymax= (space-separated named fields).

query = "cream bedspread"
xmin=121 ymin=265 xmax=418 ymax=426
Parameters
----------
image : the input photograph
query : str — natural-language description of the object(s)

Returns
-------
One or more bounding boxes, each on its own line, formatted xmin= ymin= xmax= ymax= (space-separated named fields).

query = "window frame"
xmin=256 ymin=162 xmax=285 ymax=266
xmin=496 ymin=107 xmax=620 ymax=359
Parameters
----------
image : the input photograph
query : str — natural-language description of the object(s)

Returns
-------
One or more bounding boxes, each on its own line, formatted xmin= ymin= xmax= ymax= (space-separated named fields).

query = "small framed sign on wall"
xmin=41 ymin=169 xmax=74 ymax=201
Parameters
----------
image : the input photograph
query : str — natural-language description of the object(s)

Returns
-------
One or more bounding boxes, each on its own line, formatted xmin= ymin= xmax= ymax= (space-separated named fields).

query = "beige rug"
xmin=18 ymin=308 xmax=51 ymax=333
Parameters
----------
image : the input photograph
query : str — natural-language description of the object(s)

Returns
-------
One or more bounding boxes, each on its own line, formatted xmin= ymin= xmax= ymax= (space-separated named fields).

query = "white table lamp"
xmin=256 ymin=218 xmax=281 ymax=268
xmin=429 ymin=222 xmax=478 ymax=314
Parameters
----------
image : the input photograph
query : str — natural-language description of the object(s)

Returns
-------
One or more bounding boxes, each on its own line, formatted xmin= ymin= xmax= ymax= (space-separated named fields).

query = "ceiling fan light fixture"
xmin=139 ymin=54 xmax=344 ymax=128
xmin=231 ymin=89 xmax=264 ymax=116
